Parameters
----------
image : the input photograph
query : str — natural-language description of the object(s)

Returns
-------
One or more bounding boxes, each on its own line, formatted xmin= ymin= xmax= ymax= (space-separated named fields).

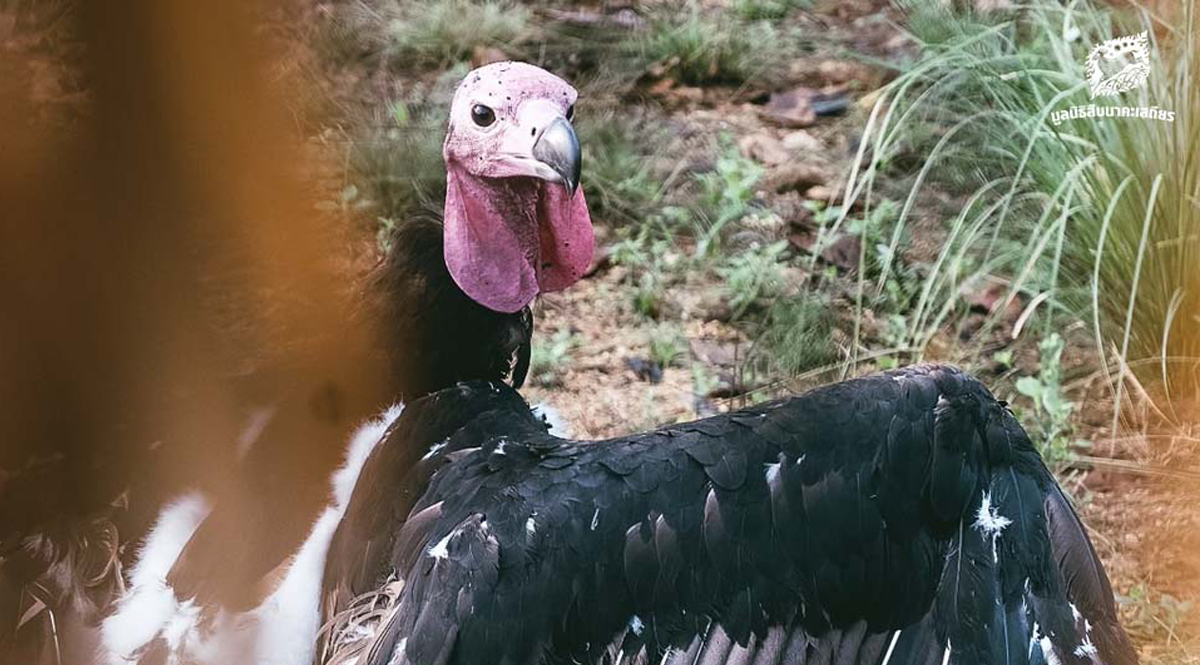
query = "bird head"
xmin=442 ymin=62 xmax=593 ymax=313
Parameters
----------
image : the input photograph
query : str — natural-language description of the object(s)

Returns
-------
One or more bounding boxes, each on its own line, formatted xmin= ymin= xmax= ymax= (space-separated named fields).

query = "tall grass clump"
xmin=387 ymin=0 xmax=531 ymax=67
xmin=643 ymin=1 xmax=796 ymax=85
xmin=843 ymin=0 xmax=1200 ymax=408
xmin=348 ymin=65 xmax=467 ymax=241
xmin=733 ymin=0 xmax=812 ymax=21
xmin=576 ymin=113 xmax=667 ymax=228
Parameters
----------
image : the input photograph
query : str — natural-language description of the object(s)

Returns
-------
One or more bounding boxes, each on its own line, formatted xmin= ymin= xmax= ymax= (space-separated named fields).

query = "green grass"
xmin=577 ymin=114 xmax=666 ymax=227
xmin=642 ymin=2 xmax=794 ymax=86
xmin=386 ymin=0 xmax=530 ymax=67
xmin=717 ymin=240 xmax=791 ymax=319
xmin=841 ymin=0 xmax=1200 ymax=409
xmin=346 ymin=65 xmax=466 ymax=236
xmin=747 ymin=296 xmax=839 ymax=378
xmin=610 ymin=227 xmax=679 ymax=320
xmin=692 ymin=137 xmax=767 ymax=258
xmin=529 ymin=328 xmax=577 ymax=387
xmin=647 ymin=323 xmax=688 ymax=369
xmin=734 ymin=0 xmax=812 ymax=21
xmin=1013 ymin=333 xmax=1090 ymax=468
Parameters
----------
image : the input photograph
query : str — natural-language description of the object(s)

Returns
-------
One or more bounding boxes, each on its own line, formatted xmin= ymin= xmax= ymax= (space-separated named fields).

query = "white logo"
xmin=1050 ymin=31 xmax=1174 ymax=126
xmin=1085 ymin=32 xmax=1150 ymax=98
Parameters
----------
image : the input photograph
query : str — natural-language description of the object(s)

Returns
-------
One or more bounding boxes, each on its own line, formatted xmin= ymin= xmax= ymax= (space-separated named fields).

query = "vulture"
xmin=92 ymin=60 xmax=588 ymax=665
xmin=312 ymin=63 xmax=1139 ymax=665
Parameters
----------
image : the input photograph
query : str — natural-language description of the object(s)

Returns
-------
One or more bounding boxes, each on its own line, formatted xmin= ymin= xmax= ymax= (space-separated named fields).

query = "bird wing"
xmin=328 ymin=366 xmax=1135 ymax=665
xmin=315 ymin=381 xmax=549 ymax=665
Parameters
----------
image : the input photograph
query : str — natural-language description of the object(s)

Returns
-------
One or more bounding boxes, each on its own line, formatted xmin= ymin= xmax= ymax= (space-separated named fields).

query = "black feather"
xmin=318 ymin=365 xmax=1136 ymax=665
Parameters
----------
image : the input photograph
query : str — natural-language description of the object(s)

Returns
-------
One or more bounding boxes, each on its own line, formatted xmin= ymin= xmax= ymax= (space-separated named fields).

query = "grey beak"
xmin=532 ymin=116 xmax=581 ymax=196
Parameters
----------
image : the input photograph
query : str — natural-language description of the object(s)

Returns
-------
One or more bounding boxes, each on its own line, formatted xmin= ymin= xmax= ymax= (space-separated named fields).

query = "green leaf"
xmin=1015 ymin=376 xmax=1044 ymax=400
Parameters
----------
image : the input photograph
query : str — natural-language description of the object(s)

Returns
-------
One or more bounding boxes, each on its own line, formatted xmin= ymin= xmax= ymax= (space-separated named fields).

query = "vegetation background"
xmin=2 ymin=0 xmax=1197 ymax=662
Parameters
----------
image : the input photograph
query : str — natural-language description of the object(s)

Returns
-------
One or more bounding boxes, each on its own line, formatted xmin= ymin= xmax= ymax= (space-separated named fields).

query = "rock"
xmin=689 ymin=339 xmax=740 ymax=369
xmin=696 ymin=292 xmax=734 ymax=322
xmin=816 ymin=59 xmax=864 ymax=85
xmin=788 ymin=229 xmax=817 ymax=254
xmin=760 ymin=87 xmax=818 ymax=127
xmin=820 ymin=233 xmax=861 ymax=273
xmin=788 ymin=226 xmax=860 ymax=273
xmin=781 ymin=130 xmax=823 ymax=153
xmin=585 ymin=244 xmax=614 ymax=277
xmin=740 ymin=211 xmax=786 ymax=235
xmin=625 ymin=357 xmax=663 ymax=384
xmin=647 ymin=77 xmax=675 ymax=96
xmin=760 ymin=86 xmax=851 ymax=127
xmin=672 ymin=85 xmax=704 ymax=103
xmin=963 ymin=279 xmax=1023 ymax=322
xmin=774 ymin=192 xmax=815 ymax=228
xmin=764 ymin=162 xmax=829 ymax=193
xmin=471 ymin=46 xmax=508 ymax=67
xmin=805 ymin=185 xmax=837 ymax=203
xmin=738 ymin=133 xmax=789 ymax=166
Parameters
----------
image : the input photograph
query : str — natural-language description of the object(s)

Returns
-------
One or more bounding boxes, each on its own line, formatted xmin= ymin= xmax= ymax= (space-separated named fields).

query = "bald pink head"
xmin=442 ymin=62 xmax=594 ymax=313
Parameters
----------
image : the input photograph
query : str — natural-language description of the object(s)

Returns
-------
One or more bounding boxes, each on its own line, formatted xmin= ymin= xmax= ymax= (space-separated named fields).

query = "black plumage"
xmin=319 ymin=364 xmax=1137 ymax=665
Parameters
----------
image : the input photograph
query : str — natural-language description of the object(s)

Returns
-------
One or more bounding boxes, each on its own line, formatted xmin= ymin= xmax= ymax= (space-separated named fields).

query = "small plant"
xmin=1118 ymin=584 xmax=1195 ymax=645
xmin=1014 ymin=333 xmax=1089 ymax=468
xmin=734 ymin=0 xmax=811 ymax=21
xmin=529 ymin=329 xmax=577 ymax=387
xmin=749 ymin=296 xmax=839 ymax=378
xmin=350 ymin=65 xmax=467 ymax=240
xmin=992 ymin=349 xmax=1014 ymax=368
xmin=717 ymin=240 xmax=791 ymax=319
xmin=690 ymin=362 xmax=726 ymax=398
xmin=577 ymin=115 xmax=664 ymax=226
xmin=387 ymin=0 xmax=530 ymax=67
xmin=611 ymin=227 xmax=681 ymax=319
xmin=647 ymin=324 xmax=688 ymax=370
xmin=643 ymin=4 xmax=785 ymax=85
xmin=693 ymin=137 xmax=765 ymax=258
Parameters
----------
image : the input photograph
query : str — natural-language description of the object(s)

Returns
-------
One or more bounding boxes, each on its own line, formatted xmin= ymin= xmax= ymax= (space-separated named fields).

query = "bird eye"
xmin=565 ymin=104 xmax=575 ymax=121
xmin=471 ymin=104 xmax=496 ymax=127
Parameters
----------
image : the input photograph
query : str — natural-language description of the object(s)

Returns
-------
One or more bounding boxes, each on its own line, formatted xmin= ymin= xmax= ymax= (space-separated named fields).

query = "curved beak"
xmin=531 ymin=116 xmax=581 ymax=196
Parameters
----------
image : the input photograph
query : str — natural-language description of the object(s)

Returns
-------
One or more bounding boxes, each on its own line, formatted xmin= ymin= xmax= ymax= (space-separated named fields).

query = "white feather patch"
xmin=1040 ymin=635 xmax=1063 ymax=665
xmin=428 ymin=530 xmax=455 ymax=560
xmin=764 ymin=462 xmax=781 ymax=487
xmin=333 ymin=403 xmax=404 ymax=510
xmin=1073 ymin=635 xmax=1098 ymax=658
xmin=251 ymin=402 xmax=403 ymax=665
xmin=100 ymin=492 xmax=211 ymax=663
xmin=974 ymin=491 xmax=1012 ymax=536
xmin=974 ymin=491 xmax=1012 ymax=562
xmin=531 ymin=402 xmax=571 ymax=437
xmin=100 ymin=402 xmax=405 ymax=665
